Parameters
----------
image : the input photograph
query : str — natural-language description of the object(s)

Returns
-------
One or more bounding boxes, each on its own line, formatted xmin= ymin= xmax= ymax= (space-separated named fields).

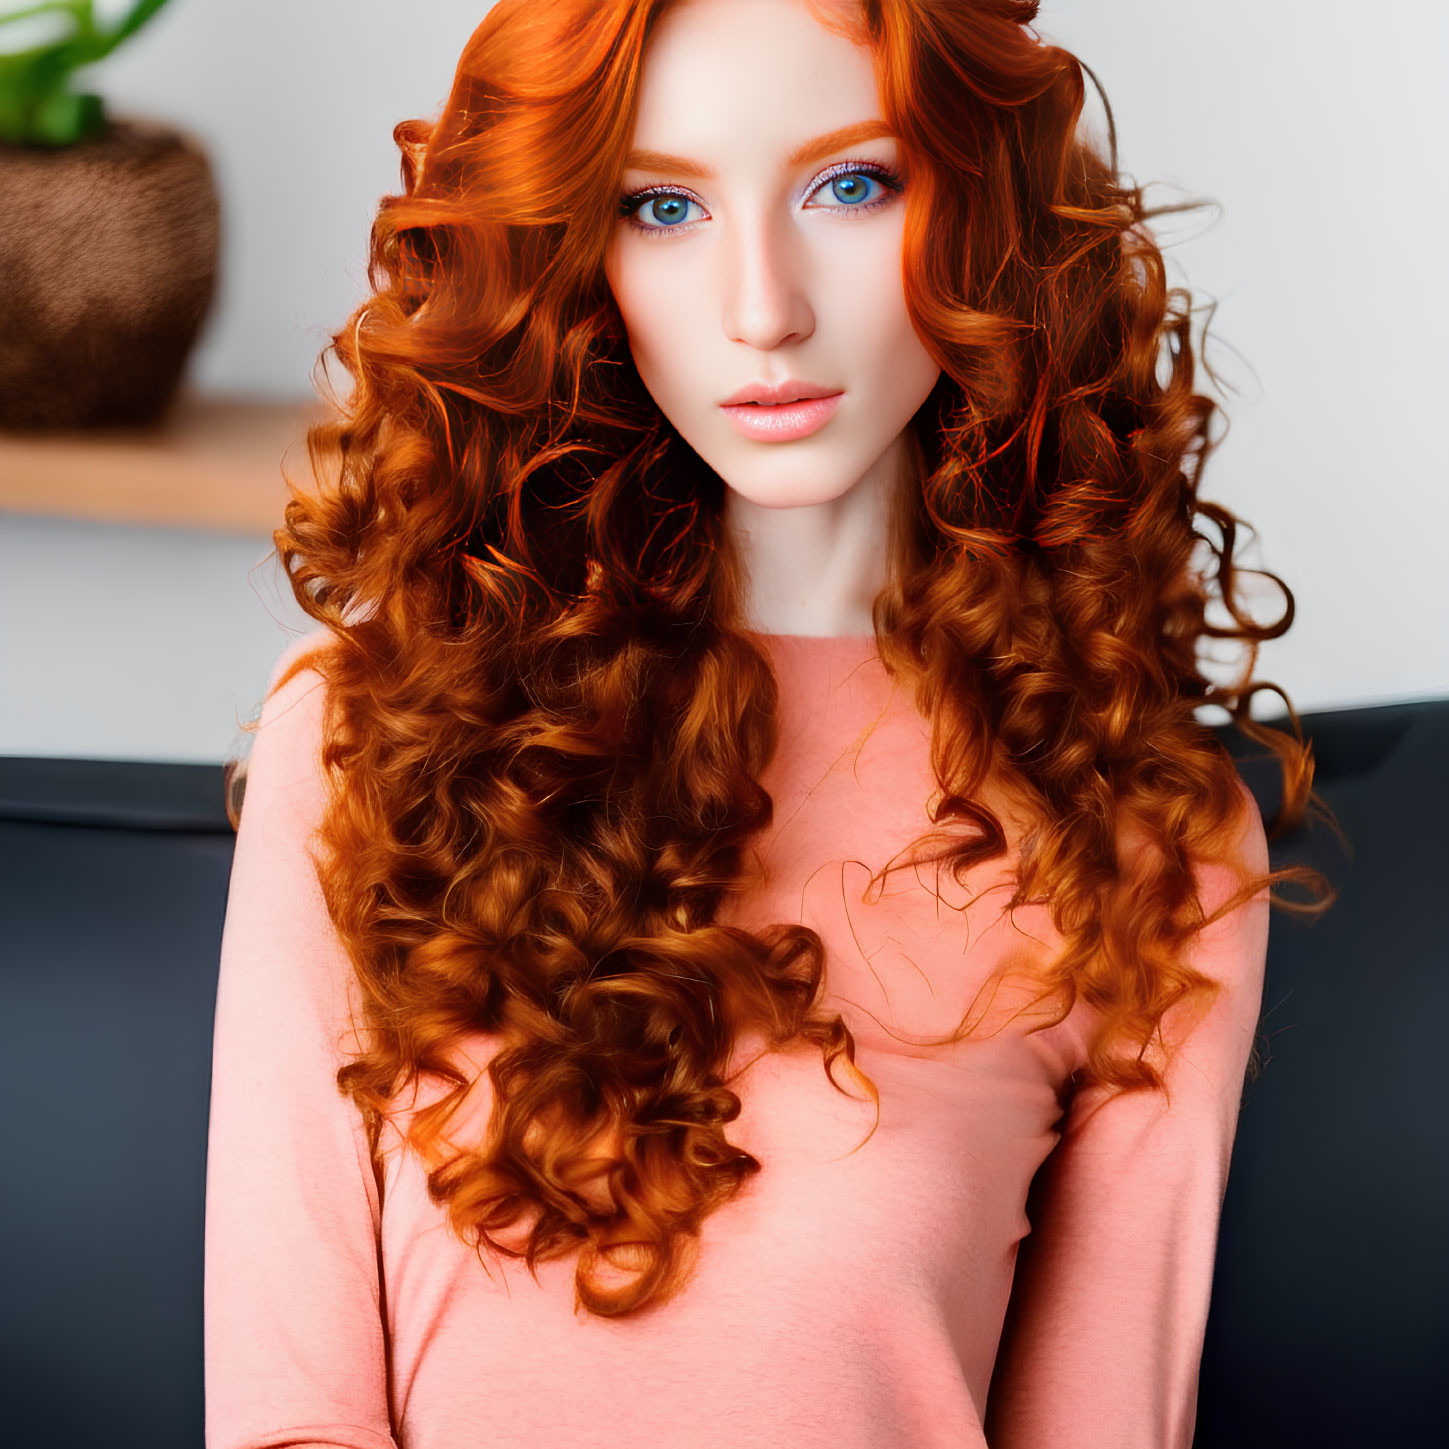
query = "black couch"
xmin=2 ymin=699 xmax=1445 ymax=1448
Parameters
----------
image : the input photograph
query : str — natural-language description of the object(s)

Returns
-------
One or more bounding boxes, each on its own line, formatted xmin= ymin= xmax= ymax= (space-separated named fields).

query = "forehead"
xmin=631 ymin=0 xmax=882 ymax=157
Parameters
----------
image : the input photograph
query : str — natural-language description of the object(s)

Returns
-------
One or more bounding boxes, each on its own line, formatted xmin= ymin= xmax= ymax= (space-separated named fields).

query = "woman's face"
xmin=603 ymin=0 xmax=941 ymax=513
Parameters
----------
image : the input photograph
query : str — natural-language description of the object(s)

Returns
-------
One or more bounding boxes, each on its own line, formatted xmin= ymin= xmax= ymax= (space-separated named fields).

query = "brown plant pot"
xmin=0 ymin=113 xmax=221 ymax=432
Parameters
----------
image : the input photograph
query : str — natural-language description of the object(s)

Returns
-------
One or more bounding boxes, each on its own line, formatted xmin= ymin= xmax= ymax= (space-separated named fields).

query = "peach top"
xmin=205 ymin=627 xmax=1268 ymax=1449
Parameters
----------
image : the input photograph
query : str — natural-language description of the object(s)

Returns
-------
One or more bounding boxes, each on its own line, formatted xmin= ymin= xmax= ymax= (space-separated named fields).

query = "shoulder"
xmin=242 ymin=628 xmax=338 ymax=822
xmin=262 ymin=627 xmax=335 ymax=716
xmin=1115 ymin=772 xmax=1268 ymax=906
xmin=259 ymin=627 xmax=338 ymax=738
xmin=1113 ymin=771 xmax=1271 ymax=1018
xmin=1198 ymin=775 xmax=1270 ymax=925
xmin=1174 ymin=775 xmax=1272 ymax=1052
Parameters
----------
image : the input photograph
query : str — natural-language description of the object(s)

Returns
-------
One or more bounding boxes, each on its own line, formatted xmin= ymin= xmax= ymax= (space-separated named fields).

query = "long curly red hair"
xmin=228 ymin=0 xmax=1335 ymax=1319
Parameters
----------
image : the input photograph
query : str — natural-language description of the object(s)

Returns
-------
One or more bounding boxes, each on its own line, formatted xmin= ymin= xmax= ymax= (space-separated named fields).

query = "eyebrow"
xmin=623 ymin=120 xmax=896 ymax=179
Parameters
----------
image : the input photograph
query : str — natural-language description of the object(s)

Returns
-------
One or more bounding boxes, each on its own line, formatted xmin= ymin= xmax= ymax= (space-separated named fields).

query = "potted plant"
xmin=0 ymin=0 xmax=220 ymax=431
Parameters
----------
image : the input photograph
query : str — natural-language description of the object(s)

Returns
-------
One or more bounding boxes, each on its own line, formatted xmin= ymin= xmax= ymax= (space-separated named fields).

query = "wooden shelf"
xmin=0 ymin=388 xmax=332 ymax=536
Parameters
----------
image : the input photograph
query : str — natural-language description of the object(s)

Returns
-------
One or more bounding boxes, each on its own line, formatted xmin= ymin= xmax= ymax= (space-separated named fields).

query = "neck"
xmin=724 ymin=434 xmax=908 ymax=637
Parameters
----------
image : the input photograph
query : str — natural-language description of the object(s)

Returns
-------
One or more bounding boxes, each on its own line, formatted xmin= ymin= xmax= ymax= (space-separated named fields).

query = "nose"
xmin=720 ymin=208 xmax=816 ymax=352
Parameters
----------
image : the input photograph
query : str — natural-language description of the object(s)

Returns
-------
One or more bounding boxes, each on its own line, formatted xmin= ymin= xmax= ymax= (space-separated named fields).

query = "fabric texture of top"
xmin=204 ymin=626 xmax=1269 ymax=1449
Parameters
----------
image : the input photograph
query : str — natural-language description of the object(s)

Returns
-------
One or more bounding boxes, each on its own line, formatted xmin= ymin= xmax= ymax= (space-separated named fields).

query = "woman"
xmin=206 ymin=1 xmax=1332 ymax=1446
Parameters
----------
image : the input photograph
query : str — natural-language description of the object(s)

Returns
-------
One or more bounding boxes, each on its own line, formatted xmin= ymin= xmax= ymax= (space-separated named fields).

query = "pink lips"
xmin=721 ymin=392 xmax=844 ymax=441
xmin=720 ymin=378 xmax=845 ymax=442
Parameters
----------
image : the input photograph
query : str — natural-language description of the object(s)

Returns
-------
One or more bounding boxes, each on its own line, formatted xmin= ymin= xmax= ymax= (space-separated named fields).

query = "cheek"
xmin=870 ymin=241 xmax=937 ymax=404
xmin=614 ymin=281 xmax=706 ymax=414
xmin=888 ymin=311 xmax=940 ymax=404
xmin=855 ymin=273 xmax=935 ymax=410
xmin=604 ymin=245 xmax=656 ymax=348
xmin=833 ymin=228 xmax=923 ymax=372
xmin=607 ymin=254 xmax=673 ymax=362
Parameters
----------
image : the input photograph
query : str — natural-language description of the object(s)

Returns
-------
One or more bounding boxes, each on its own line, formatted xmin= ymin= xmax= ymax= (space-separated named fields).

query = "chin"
xmin=729 ymin=485 xmax=851 ymax=510
xmin=718 ymin=466 xmax=861 ymax=511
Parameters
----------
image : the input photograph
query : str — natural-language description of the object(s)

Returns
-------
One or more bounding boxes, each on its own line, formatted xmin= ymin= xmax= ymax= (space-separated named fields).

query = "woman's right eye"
xmin=619 ymin=189 xmax=703 ymax=234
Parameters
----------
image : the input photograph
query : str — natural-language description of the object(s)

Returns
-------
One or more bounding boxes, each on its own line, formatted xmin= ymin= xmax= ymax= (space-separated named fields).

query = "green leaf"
xmin=28 ymin=84 xmax=103 ymax=144
xmin=0 ymin=4 xmax=90 ymax=38
xmin=0 ymin=0 xmax=171 ymax=143
xmin=108 ymin=0 xmax=172 ymax=49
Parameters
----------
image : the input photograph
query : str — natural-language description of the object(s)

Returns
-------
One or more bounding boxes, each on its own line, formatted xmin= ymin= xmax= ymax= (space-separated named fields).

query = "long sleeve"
xmin=983 ymin=782 xmax=1271 ymax=1449
xmin=204 ymin=632 xmax=399 ymax=1449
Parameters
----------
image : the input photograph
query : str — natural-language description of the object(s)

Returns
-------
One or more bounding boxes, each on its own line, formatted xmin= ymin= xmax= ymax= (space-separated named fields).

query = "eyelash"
xmin=618 ymin=159 xmax=904 ymax=237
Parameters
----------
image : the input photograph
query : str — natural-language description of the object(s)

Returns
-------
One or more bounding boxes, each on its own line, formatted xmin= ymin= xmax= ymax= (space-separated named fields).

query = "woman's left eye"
xmin=619 ymin=162 xmax=903 ymax=236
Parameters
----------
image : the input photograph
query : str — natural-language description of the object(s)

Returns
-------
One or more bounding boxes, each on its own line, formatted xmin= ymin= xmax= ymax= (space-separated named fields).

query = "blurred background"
xmin=2 ymin=0 xmax=1446 ymax=764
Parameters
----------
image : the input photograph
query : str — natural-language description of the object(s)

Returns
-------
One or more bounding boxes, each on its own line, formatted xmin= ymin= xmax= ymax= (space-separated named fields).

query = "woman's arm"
xmin=983 ymin=783 xmax=1271 ymax=1449
xmin=204 ymin=632 xmax=399 ymax=1449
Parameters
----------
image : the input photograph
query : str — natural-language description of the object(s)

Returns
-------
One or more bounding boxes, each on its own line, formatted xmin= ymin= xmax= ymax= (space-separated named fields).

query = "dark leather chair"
xmin=2 ymin=700 xmax=1444 ymax=1448
xmin=1197 ymin=698 xmax=1448 ymax=1446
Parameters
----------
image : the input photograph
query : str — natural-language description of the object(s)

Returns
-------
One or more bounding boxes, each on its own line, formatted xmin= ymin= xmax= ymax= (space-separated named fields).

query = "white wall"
xmin=1038 ymin=0 xmax=1449 ymax=715
xmin=3 ymin=0 xmax=1444 ymax=762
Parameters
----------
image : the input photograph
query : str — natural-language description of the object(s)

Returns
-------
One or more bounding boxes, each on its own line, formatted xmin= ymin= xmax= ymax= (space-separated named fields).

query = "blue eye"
xmin=625 ymin=192 xmax=702 ymax=230
xmin=618 ymin=161 xmax=903 ymax=236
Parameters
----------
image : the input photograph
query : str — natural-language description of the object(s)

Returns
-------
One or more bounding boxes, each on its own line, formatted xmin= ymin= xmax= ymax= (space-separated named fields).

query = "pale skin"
xmin=603 ymin=0 xmax=943 ymax=637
